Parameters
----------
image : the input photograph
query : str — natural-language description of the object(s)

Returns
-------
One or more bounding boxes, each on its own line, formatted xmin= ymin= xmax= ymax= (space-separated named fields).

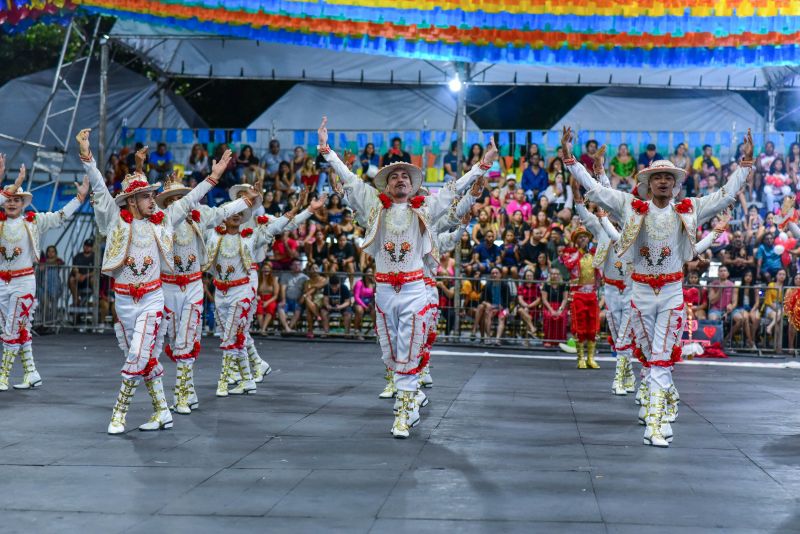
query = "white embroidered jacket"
xmin=83 ymin=156 xmax=216 ymax=274
xmin=569 ymin=161 xmax=750 ymax=264
xmin=322 ymin=148 xmax=486 ymax=266
xmin=0 ymin=197 xmax=81 ymax=265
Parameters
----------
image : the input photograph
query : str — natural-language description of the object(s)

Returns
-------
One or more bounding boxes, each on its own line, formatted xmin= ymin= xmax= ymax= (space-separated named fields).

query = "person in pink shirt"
xmin=353 ymin=267 xmax=376 ymax=340
xmin=505 ymin=188 xmax=532 ymax=223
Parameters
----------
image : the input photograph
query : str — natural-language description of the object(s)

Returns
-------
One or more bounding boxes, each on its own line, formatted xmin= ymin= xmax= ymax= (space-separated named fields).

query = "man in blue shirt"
xmin=756 ymin=232 xmax=783 ymax=282
xmin=148 ymin=142 xmax=174 ymax=182
xmin=442 ymin=141 xmax=460 ymax=182
xmin=471 ymin=231 xmax=501 ymax=274
xmin=637 ymin=143 xmax=663 ymax=170
xmin=521 ymin=154 xmax=548 ymax=201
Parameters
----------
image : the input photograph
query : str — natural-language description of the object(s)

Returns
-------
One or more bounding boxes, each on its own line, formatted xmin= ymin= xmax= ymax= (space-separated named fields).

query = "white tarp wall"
xmin=247 ymin=83 xmax=479 ymax=149
xmin=0 ymin=61 xmax=206 ymax=176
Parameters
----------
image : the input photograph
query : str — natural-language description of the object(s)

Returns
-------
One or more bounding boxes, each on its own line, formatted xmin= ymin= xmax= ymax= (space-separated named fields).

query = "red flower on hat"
xmin=120 ymin=209 xmax=134 ymax=224
xmin=632 ymin=199 xmax=649 ymax=215
xmin=409 ymin=196 xmax=424 ymax=209
xmin=378 ymin=193 xmax=392 ymax=209
xmin=123 ymin=180 xmax=150 ymax=194
xmin=674 ymin=198 xmax=693 ymax=214
xmin=149 ymin=211 xmax=165 ymax=225
xmin=24 ymin=211 xmax=36 ymax=223
xmin=241 ymin=228 xmax=253 ymax=238
xmin=257 ymin=215 xmax=269 ymax=225
xmin=191 ymin=209 xmax=201 ymax=223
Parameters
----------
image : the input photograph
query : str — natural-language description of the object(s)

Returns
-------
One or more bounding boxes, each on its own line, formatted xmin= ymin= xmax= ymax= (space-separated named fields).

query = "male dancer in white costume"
xmin=564 ymin=126 xmax=753 ymax=447
xmin=0 ymin=160 xmax=87 ymax=391
xmin=317 ymin=116 xmax=496 ymax=438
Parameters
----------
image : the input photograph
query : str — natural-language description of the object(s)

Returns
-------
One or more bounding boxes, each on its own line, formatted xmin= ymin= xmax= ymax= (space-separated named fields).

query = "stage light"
xmin=448 ymin=75 xmax=462 ymax=92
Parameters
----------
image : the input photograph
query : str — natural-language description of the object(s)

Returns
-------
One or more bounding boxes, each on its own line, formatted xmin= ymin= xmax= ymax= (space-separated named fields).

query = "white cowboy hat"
xmin=2 ymin=185 xmax=33 ymax=208
xmin=228 ymin=183 xmax=255 ymax=201
xmin=373 ymin=162 xmax=423 ymax=195
xmin=155 ymin=176 xmax=191 ymax=209
xmin=115 ymin=173 xmax=161 ymax=206
xmin=635 ymin=159 xmax=686 ymax=198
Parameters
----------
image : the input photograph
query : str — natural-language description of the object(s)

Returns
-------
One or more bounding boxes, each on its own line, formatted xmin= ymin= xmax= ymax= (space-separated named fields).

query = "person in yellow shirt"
xmin=692 ymin=144 xmax=721 ymax=176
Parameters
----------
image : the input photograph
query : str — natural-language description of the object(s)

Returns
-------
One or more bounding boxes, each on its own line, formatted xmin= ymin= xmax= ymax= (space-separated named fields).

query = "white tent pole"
xmin=768 ymin=89 xmax=777 ymax=133
xmin=453 ymin=61 xmax=467 ymax=338
xmin=98 ymin=37 xmax=109 ymax=172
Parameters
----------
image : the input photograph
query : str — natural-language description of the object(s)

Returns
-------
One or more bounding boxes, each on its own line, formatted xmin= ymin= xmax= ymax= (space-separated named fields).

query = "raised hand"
xmin=483 ymin=136 xmax=499 ymax=165
xmin=298 ymin=187 xmax=310 ymax=208
xmin=560 ymin=126 xmax=574 ymax=158
xmin=742 ymin=128 xmax=754 ymax=160
xmin=318 ymin=116 xmax=328 ymax=147
xmin=75 ymin=128 xmax=91 ymax=157
xmin=210 ymin=149 xmax=232 ymax=179
xmin=135 ymin=145 xmax=149 ymax=173
xmin=8 ymin=164 xmax=26 ymax=194
xmin=570 ymin=175 xmax=582 ymax=203
xmin=76 ymin=175 xmax=90 ymax=203
xmin=309 ymin=193 xmax=328 ymax=212
xmin=592 ymin=144 xmax=607 ymax=175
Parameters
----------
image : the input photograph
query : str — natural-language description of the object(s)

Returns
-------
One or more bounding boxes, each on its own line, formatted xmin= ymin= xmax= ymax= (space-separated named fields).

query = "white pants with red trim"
xmin=604 ymin=283 xmax=633 ymax=361
xmin=161 ymin=280 xmax=203 ymax=363
xmin=114 ymin=289 xmax=165 ymax=381
xmin=215 ymin=282 xmax=253 ymax=364
xmin=0 ymin=274 xmax=36 ymax=352
xmin=244 ymin=269 xmax=261 ymax=354
xmin=629 ymin=280 xmax=685 ymax=389
xmin=422 ymin=284 xmax=439 ymax=352
xmin=375 ymin=280 xmax=429 ymax=384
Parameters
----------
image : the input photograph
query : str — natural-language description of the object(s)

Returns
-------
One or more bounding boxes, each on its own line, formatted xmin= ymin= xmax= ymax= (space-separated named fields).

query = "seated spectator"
xmin=708 ymin=266 xmax=735 ymax=322
xmin=763 ymin=158 xmax=791 ymax=213
xmin=275 ymin=160 xmax=297 ymax=204
xmin=278 ymin=260 xmax=309 ymax=333
xmin=256 ymin=262 xmax=279 ymax=335
xmin=788 ymin=142 xmax=800 ymax=180
xmin=610 ymin=143 xmax=636 ymax=190
xmin=235 ymin=144 xmax=260 ymax=182
xmin=683 ymin=269 xmax=708 ymax=320
xmin=763 ymin=267 xmax=787 ymax=352
xmin=186 ymin=143 xmax=209 ymax=180
xmin=692 ymin=144 xmax=721 ymax=182
xmin=40 ymin=245 xmax=64 ymax=314
xmin=498 ymin=229 xmax=520 ymax=278
xmin=329 ymin=233 xmax=357 ymax=286
xmin=476 ymin=267 xmax=512 ymax=345
xmin=638 ymin=143 xmax=663 ymax=170
xmin=756 ymin=232 xmax=782 ymax=282
xmin=68 ymin=239 xmax=95 ymax=305
xmin=516 ymin=269 xmax=541 ymax=340
xmin=306 ymin=228 xmax=331 ymax=272
xmin=359 ymin=142 xmax=380 ymax=176
xmin=470 ymin=230 xmax=500 ymax=274
xmin=262 ymin=139 xmax=288 ymax=176
xmin=442 ymin=141 xmax=460 ymax=181
xmin=499 ymin=175 xmax=519 ymax=205
xmin=521 ymin=154 xmax=548 ymax=201
xmin=271 ymin=230 xmax=300 ymax=272
xmin=320 ymin=275 xmax=353 ymax=337
xmin=722 ymin=229 xmax=755 ymax=280
xmin=507 ymin=209 xmax=531 ymax=245
xmin=326 ymin=194 xmax=345 ymax=230
xmin=757 ymin=141 xmax=778 ymax=176
xmin=291 ymin=146 xmax=307 ymax=184
xmin=382 ymin=137 xmax=411 ymax=166
xmin=124 ymin=142 xmax=144 ymax=172
xmin=669 ymin=143 xmax=693 ymax=191
xmin=541 ymin=268 xmax=569 ymax=346
xmin=436 ymin=268 xmax=457 ymax=335
xmin=148 ymin=142 xmax=174 ymax=182
xmin=211 ymin=143 xmax=237 ymax=189
xmin=547 ymin=156 xmax=565 ymax=183
xmin=519 ymin=228 xmax=546 ymax=274
xmin=301 ymin=267 xmax=328 ymax=338
xmin=729 ymin=269 xmax=760 ymax=348
xmin=202 ymin=273 xmax=216 ymax=334
xmin=578 ymin=139 xmax=598 ymax=173
xmin=353 ymin=268 xmax=375 ymax=340
xmin=540 ymin=174 xmax=573 ymax=220
xmin=505 ymin=188 xmax=532 ymax=223
xmin=262 ymin=190 xmax=282 ymax=216
xmin=465 ymin=143 xmax=484 ymax=172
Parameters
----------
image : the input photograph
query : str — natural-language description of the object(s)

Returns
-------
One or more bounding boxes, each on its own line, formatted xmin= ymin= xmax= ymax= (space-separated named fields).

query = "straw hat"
xmin=2 ymin=185 xmax=32 ymax=208
xmin=570 ymin=226 xmax=593 ymax=245
xmin=373 ymin=162 xmax=423 ymax=195
xmin=115 ymin=173 xmax=161 ymax=206
xmin=155 ymin=174 xmax=191 ymax=209
xmin=635 ymin=159 xmax=686 ymax=199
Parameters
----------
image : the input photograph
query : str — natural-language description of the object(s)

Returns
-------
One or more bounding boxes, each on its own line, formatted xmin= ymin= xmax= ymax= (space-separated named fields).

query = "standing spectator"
xmin=255 ymin=262 xmax=280 ymax=335
xmin=262 ymin=139 xmax=287 ymax=176
xmin=278 ymin=260 xmax=309 ymax=333
xmin=40 ymin=245 xmax=64 ymax=315
xmin=443 ymin=141 xmax=461 ymax=181
xmin=186 ymin=143 xmax=209 ymax=180
xmin=722 ymin=230 xmax=755 ymax=280
xmin=708 ymin=266 xmax=735 ymax=322
xmin=148 ymin=142 xmax=174 ymax=182
xmin=763 ymin=268 xmax=787 ymax=351
xmin=610 ymin=143 xmax=636 ymax=190
xmin=302 ymin=267 xmax=329 ymax=338
xmin=235 ymin=145 xmax=260 ymax=182
xmin=638 ymin=143 xmax=663 ymax=170
xmin=578 ymin=139 xmax=598 ymax=173
xmin=320 ymin=276 xmax=353 ymax=337
xmin=271 ymin=230 xmax=300 ymax=272
xmin=353 ymin=268 xmax=375 ymax=340
xmin=541 ymin=268 xmax=569 ymax=346
xmin=68 ymin=238 xmax=95 ymax=306
xmin=516 ymin=269 xmax=541 ymax=340
xmin=476 ymin=267 xmax=512 ymax=345
xmin=521 ymin=154 xmax=548 ymax=201
xmin=729 ymin=269 xmax=760 ymax=348
xmin=756 ymin=232 xmax=782 ymax=282
xmin=360 ymin=143 xmax=380 ymax=176
xmin=381 ymin=137 xmax=411 ymax=166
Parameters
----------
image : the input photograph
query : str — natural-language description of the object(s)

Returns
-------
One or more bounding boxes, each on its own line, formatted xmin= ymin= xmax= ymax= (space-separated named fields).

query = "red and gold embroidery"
xmin=639 ymin=246 xmax=654 ymax=267
xmin=215 ymin=264 xmax=235 ymax=281
xmin=125 ymin=255 xmax=153 ymax=276
xmin=656 ymin=246 xmax=672 ymax=266
xmin=174 ymin=253 xmax=197 ymax=273
xmin=0 ymin=246 xmax=22 ymax=262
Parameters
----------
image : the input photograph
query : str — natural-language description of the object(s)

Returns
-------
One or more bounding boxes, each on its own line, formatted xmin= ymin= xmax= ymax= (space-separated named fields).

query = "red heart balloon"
xmin=703 ymin=326 xmax=717 ymax=338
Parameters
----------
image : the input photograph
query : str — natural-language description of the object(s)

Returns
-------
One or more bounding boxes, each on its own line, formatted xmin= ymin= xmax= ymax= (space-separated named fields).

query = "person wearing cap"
xmin=0 ymin=161 xmax=86 ymax=392
xmin=205 ymin=190 xmax=325 ymax=397
xmin=77 ymin=129 xmax=247 ymax=435
xmin=316 ymin=116 xmax=495 ymax=439
xmin=563 ymin=125 xmax=754 ymax=448
xmin=152 ymin=168 xmax=257 ymax=415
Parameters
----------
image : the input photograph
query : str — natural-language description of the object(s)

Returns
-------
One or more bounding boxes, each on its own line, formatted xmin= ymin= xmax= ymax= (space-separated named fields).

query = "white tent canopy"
xmin=0 ymin=61 xmax=206 ymax=174
xmin=248 ymin=83 xmax=479 ymax=148
xmin=110 ymin=19 xmax=800 ymax=91
xmin=552 ymin=88 xmax=766 ymax=133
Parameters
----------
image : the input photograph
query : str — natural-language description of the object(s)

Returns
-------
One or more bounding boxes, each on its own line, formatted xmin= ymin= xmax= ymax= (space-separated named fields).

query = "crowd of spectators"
xmin=31 ymin=136 xmax=800 ymax=353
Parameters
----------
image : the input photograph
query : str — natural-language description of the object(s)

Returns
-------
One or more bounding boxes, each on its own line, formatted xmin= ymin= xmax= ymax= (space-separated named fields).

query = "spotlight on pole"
xmin=448 ymin=74 xmax=462 ymax=93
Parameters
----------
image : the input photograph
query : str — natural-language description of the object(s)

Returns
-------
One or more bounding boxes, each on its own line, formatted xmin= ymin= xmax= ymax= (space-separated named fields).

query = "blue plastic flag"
xmin=246 ymin=129 xmax=257 ymax=143
xmin=232 ymin=130 xmax=242 ymax=143
xmin=181 ymin=129 xmax=194 ymax=144
xmin=198 ymin=129 xmax=209 ymax=143
xmin=214 ymin=129 xmax=225 ymax=143
xmin=166 ymin=129 xmax=178 ymax=143
xmin=293 ymin=131 xmax=305 ymax=146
